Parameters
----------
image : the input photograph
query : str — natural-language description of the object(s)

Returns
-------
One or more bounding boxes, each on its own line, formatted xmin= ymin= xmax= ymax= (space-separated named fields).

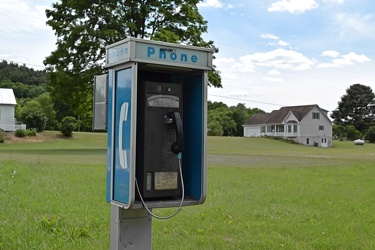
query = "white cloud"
xmin=317 ymin=52 xmax=371 ymax=68
xmin=214 ymin=57 xmax=253 ymax=79
xmin=323 ymin=0 xmax=344 ymax=3
xmin=342 ymin=52 xmax=371 ymax=63
xmin=262 ymin=77 xmax=285 ymax=82
xmin=261 ymin=34 xmax=279 ymax=40
xmin=261 ymin=34 xmax=290 ymax=48
xmin=268 ymin=0 xmax=319 ymax=14
xmin=238 ymin=49 xmax=315 ymax=71
xmin=333 ymin=13 xmax=375 ymax=39
xmin=322 ymin=50 xmax=340 ymax=58
xmin=277 ymin=40 xmax=290 ymax=47
xmin=198 ymin=0 xmax=223 ymax=8
xmin=268 ymin=69 xmax=281 ymax=75
xmin=198 ymin=0 xmax=234 ymax=10
xmin=215 ymin=48 xmax=315 ymax=75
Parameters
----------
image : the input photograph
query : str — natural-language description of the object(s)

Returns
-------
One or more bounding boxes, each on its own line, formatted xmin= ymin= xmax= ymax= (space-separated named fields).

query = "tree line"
xmin=0 ymin=59 xmax=263 ymax=135
xmin=208 ymin=101 xmax=265 ymax=136
xmin=0 ymin=60 xmax=46 ymax=86
xmin=3 ymin=59 xmax=375 ymax=141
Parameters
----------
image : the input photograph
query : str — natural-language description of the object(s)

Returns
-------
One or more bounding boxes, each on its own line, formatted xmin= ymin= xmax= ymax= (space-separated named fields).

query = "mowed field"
xmin=1 ymin=132 xmax=375 ymax=249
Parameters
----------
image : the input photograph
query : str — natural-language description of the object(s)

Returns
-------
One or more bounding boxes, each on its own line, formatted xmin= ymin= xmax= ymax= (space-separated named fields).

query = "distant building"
xmin=0 ymin=88 xmax=25 ymax=131
xmin=243 ymin=104 xmax=332 ymax=147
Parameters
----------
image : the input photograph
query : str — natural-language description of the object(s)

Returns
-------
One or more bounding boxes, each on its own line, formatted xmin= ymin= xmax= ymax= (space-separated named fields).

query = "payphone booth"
xmin=102 ymin=38 xmax=212 ymax=213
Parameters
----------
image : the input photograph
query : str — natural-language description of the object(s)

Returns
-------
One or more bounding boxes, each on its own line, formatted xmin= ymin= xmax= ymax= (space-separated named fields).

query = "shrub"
xmin=0 ymin=129 xmax=5 ymax=143
xmin=60 ymin=116 xmax=78 ymax=137
xmin=15 ymin=129 xmax=26 ymax=138
xmin=20 ymin=106 xmax=48 ymax=132
xmin=345 ymin=125 xmax=362 ymax=141
xmin=26 ymin=129 xmax=37 ymax=136
xmin=208 ymin=121 xmax=223 ymax=136
xmin=14 ymin=129 xmax=36 ymax=138
xmin=366 ymin=126 xmax=375 ymax=143
xmin=332 ymin=124 xmax=346 ymax=139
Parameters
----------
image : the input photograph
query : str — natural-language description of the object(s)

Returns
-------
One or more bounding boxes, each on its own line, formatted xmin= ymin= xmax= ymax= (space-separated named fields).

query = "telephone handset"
xmin=119 ymin=102 xmax=129 ymax=169
xmin=165 ymin=112 xmax=184 ymax=154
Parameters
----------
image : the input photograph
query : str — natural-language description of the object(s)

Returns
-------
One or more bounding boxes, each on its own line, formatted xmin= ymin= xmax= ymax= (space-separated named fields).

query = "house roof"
xmin=0 ymin=88 xmax=17 ymax=105
xmin=243 ymin=104 xmax=322 ymax=125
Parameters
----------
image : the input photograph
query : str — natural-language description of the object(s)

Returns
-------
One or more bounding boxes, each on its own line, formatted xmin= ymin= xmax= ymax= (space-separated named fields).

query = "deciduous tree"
xmin=45 ymin=0 xmax=221 ymax=128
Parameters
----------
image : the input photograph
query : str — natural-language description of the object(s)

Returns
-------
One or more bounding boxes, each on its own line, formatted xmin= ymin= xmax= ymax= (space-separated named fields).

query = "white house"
xmin=0 ymin=88 xmax=19 ymax=131
xmin=243 ymin=105 xmax=333 ymax=147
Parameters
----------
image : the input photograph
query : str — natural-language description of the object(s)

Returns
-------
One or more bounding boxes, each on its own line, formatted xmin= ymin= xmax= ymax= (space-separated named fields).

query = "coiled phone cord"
xmin=135 ymin=152 xmax=185 ymax=219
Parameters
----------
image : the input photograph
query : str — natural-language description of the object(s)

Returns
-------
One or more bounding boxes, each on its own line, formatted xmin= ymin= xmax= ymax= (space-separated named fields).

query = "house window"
xmin=293 ymin=125 xmax=297 ymax=133
xmin=322 ymin=138 xmax=327 ymax=143
xmin=319 ymin=125 xmax=324 ymax=131
xmin=306 ymin=138 xmax=310 ymax=145
xmin=276 ymin=125 xmax=284 ymax=132
xmin=288 ymin=125 xmax=292 ymax=133
xmin=312 ymin=112 xmax=320 ymax=119
xmin=261 ymin=126 xmax=266 ymax=133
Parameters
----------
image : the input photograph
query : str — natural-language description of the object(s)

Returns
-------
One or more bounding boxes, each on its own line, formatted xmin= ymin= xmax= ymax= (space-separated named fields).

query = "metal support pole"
xmin=110 ymin=205 xmax=152 ymax=250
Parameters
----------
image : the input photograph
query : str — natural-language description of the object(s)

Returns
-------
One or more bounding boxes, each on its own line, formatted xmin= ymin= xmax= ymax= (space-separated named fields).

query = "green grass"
xmin=0 ymin=132 xmax=108 ymax=249
xmin=1 ymin=133 xmax=375 ymax=249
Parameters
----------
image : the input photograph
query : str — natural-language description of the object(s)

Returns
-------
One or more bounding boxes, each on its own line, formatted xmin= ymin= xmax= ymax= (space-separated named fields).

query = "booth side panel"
xmin=106 ymin=71 xmax=114 ymax=203
xmin=112 ymin=68 xmax=133 ymax=205
xmin=183 ymin=74 xmax=205 ymax=201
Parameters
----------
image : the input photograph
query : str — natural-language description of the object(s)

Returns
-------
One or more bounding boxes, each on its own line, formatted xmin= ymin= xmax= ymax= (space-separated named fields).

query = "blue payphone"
xmin=94 ymin=38 xmax=213 ymax=211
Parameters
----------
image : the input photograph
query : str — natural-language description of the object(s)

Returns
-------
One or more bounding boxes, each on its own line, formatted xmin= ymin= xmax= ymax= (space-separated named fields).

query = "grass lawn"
xmin=1 ymin=132 xmax=375 ymax=249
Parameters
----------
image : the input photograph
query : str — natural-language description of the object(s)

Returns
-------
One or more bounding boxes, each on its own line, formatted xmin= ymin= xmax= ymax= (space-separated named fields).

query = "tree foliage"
xmin=0 ymin=60 xmax=46 ymax=99
xmin=0 ymin=80 xmax=45 ymax=99
xmin=35 ymin=93 xmax=57 ymax=130
xmin=0 ymin=60 xmax=46 ymax=86
xmin=332 ymin=124 xmax=346 ymax=139
xmin=365 ymin=126 xmax=375 ymax=143
xmin=45 ymin=71 xmax=92 ymax=131
xmin=331 ymin=84 xmax=375 ymax=133
xmin=345 ymin=125 xmax=362 ymax=141
xmin=333 ymin=124 xmax=361 ymax=141
xmin=207 ymin=101 xmax=265 ymax=136
xmin=208 ymin=107 xmax=236 ymax=136
xmin=19 ymin=100 xmax=48 ymax=132
xmin=44 ymin=0 xmax=222 ymax=128
xmin=0 ymin=129 xmax=4 ymax=143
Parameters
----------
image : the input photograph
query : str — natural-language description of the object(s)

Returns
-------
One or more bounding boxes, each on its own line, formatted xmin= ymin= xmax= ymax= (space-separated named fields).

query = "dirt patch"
xmin=3 ymin=131 xmax=62 ymax=144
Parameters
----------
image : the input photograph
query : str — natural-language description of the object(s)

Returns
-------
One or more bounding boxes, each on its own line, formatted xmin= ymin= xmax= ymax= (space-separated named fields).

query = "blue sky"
xmin=198 ymin=0 xmax=375 ymax=113
xmin=1 ymin=0 xmax=375 ymax=113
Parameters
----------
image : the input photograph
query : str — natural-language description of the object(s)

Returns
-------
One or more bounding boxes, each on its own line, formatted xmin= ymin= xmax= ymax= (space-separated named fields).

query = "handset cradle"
xmin=119 ymin=102 xmax=129 ymax=169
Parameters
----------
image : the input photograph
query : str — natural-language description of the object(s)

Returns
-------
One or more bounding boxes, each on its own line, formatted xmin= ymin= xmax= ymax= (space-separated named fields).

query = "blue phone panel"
xmin=113 ymin=68 xmax=132 ymax=204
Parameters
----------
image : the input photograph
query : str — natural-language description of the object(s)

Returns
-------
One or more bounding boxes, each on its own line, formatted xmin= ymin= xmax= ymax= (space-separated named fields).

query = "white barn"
xmin=0 ymin=88 xmax=18 ymax=131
